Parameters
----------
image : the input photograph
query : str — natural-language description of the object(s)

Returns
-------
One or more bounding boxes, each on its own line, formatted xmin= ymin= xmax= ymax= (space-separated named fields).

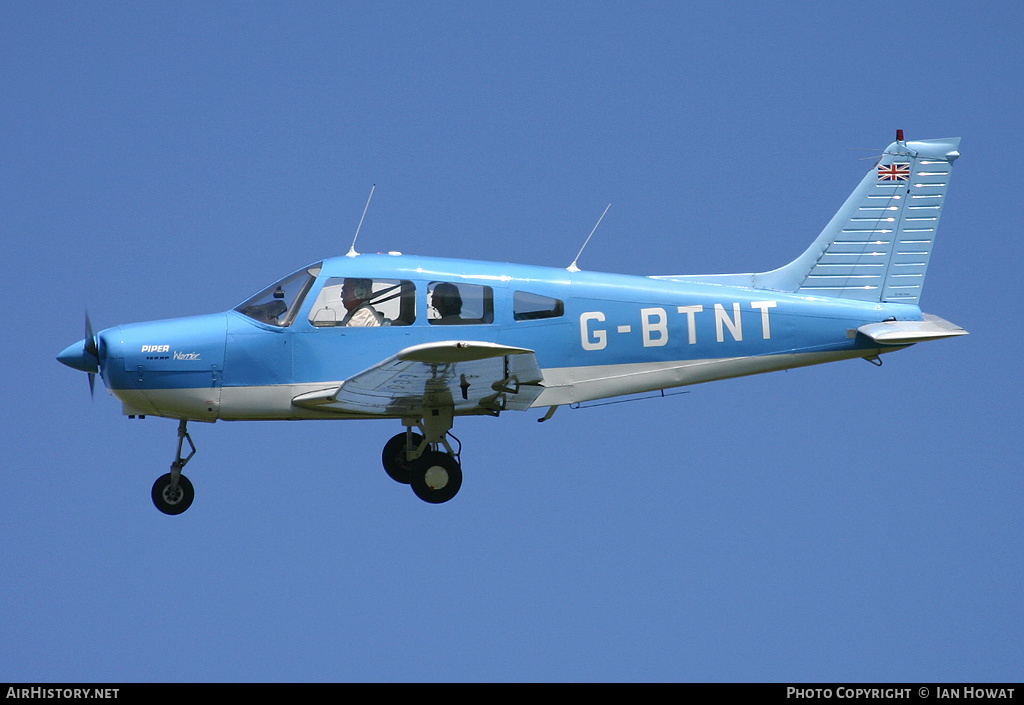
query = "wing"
xmin=291 ymin=340 xmax=544 ymax=416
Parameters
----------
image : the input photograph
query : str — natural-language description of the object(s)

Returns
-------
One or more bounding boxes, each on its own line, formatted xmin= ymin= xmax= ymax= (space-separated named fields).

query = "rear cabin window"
xmin=513 ymin=291 xmax=564 ymax=321
xmin=428 ymin=282 xmax=493 ymax=325
xmin=308 ymin=278 xmax=416 ymax=327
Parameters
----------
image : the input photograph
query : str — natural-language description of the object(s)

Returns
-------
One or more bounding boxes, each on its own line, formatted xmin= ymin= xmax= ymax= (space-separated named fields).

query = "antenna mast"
xmin=568 ymin=203 xmax=611 ymax=272
xmin=347 ymin=184 xmax=376 ymax=257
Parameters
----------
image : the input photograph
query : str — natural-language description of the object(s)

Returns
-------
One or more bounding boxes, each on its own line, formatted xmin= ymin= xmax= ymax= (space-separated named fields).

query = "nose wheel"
xmin=152 ymin=472 xmax=194 ymax=514
xmin=152 ymin=419 xmax=196 ymax=515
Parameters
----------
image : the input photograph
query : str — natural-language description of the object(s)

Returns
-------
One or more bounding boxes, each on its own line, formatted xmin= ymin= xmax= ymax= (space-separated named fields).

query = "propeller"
xmin=84 ymin=311 xmax=97 ymax=398
xmin=58 ymin=312 xmax=102 ymax=397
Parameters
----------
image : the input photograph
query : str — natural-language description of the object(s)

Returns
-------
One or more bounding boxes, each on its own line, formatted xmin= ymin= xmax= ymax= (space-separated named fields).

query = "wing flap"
xmin=292 ymin=340 xmax=544 ymax=416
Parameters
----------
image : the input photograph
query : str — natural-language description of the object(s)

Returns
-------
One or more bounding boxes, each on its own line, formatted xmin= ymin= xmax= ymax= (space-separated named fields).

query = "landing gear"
xmin=381 ymin=430 xmax=424 ymax=484
xmin=409 ymin=450 xmax=463 ymax=504
xmin=152 ymin=419 xmax=196 ymax=515
xmin=382 ymin=412 xmax=463 ymax=504
xmin=152 ymin=472 xmax=194 ymax=515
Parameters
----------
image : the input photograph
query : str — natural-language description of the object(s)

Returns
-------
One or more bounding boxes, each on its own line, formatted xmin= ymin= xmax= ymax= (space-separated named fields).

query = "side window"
xmin=513 ymin=290 xmax=564 ymax=321
xmin=308 ymin=278 xmax=416 ymax=327
xmin=428 ymin=282 xmax=493 ymax=325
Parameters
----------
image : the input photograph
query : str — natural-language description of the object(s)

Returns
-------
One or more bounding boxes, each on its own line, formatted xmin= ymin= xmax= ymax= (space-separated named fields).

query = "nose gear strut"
xmin=151 ymin=420 xmax=196 ymax=515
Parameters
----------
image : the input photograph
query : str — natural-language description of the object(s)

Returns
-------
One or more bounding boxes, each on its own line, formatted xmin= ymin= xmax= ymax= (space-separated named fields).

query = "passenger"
xmin=432 ymin=283 xmax=464 ymax=324
xmin=341 ymin=278 xmax=383 ymax=327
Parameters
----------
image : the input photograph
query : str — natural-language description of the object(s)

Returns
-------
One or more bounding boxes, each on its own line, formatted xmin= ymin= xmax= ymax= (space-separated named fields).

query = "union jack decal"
xmin=877 ymin=162 xmax=911 ymax=181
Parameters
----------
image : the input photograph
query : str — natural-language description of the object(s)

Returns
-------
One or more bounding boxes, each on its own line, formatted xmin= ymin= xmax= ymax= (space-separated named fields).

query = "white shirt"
xmin=344 ymin=304 xmax=383 ymax=327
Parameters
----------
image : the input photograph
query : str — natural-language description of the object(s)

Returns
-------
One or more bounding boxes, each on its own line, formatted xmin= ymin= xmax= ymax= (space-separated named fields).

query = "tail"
xmin=761 ymin=134 xmax=960 ymax=304
xmin=661 ymin=133 xmax=961 ymax=306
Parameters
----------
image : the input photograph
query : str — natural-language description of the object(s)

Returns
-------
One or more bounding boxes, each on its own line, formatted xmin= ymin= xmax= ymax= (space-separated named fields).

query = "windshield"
xmin=235 ymin=263 xmax=321 ymax=327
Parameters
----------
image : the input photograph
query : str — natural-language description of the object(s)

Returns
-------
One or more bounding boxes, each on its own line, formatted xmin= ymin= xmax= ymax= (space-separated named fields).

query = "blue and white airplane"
xmin=58 ymin=133 xmax=967 ymax=514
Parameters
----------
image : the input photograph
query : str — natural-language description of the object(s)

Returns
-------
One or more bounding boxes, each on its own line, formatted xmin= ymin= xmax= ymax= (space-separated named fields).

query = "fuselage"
xmin=75 ymin=252 xmax=915 ymax=422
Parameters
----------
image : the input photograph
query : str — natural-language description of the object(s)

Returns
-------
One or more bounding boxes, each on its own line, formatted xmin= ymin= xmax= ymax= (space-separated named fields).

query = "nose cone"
xmin=57 ymin=339 xmax=99 ymax=373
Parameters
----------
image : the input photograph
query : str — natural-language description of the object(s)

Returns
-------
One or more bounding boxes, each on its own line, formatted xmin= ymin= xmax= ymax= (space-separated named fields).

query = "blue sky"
xmin=2 ymin=1 xmax=1021 ymax=682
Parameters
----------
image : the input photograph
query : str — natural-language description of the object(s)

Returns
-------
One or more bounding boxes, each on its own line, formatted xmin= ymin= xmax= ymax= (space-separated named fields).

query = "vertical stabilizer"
xmin=656 ymin=136 xmax=961 ymax=306
xmin=762 ymin=136 xmax=961 ymax=304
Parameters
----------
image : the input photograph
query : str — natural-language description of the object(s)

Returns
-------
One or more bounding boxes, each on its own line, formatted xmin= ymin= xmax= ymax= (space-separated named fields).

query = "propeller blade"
xmin=85 ymin=311 xmax=98 ymax=358
xmin=85 ymin=311 xmax=99 ymax=399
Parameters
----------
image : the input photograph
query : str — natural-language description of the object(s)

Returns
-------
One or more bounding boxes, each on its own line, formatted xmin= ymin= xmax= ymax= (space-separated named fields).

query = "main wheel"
xmin=382 ymin=431 xmax=424 ymax=484
xmin=409 ymin=451 xmax=463 ymax=504
xmin=152 ymin=473 xmax=195 ymax=515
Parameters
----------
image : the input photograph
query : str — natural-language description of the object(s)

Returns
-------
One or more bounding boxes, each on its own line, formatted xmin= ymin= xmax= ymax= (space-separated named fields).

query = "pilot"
xmin=432 ymin=283 xmax=463 ymax=324
xmin=341 ymin=278 xmax=383 ymax=327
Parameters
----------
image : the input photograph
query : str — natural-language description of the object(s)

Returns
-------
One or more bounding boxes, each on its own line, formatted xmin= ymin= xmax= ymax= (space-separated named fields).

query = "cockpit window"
xmin=236 ymin=263 xmax=321 ymax=327
xmin=308 ymin=277 xmax=416 ymax=327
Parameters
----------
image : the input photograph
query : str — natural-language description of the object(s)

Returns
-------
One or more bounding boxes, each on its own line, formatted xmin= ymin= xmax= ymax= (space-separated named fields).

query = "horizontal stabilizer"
xmin=858 ymin=314 xmax=968 ymax=345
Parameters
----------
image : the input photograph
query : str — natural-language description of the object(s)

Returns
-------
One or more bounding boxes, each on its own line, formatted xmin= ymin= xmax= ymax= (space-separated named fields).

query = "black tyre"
xmin=409 ymin=451 xmax=463 ymax=504
xmin=382 ymin=432 xmax=425 ymax=484
xmin=152 ymin=473 xmax=195 ymax=515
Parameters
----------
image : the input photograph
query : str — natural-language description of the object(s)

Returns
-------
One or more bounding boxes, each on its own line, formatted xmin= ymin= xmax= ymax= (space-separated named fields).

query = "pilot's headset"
xmin=350 ymin=278 xmax=374 ymax=302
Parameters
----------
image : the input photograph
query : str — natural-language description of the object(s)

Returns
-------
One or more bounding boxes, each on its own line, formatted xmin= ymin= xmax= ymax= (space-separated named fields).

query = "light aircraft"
xmin=58 ymin=133 xmax=967 ymax=514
